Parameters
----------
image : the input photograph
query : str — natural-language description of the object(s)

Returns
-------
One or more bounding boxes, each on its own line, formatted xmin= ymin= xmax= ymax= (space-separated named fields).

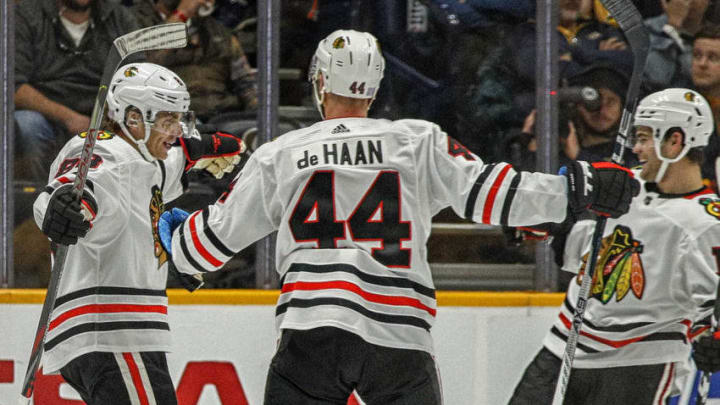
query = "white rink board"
xmin=0 ymin=303 xmax=558 ymax=404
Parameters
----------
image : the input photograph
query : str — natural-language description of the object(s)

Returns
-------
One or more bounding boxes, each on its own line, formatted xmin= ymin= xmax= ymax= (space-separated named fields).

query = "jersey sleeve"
xmin=169 ymin=152 xmax=279 ymax=275
xmin=33 ymin=143 xmax=131 ymax=247
xmin=559 ymin=219 xmax=596 ymax=274
xmin=674 ymin=225 xmax=720 ymax=324
xmin=417 ymin=122 xmax=569 ymax=226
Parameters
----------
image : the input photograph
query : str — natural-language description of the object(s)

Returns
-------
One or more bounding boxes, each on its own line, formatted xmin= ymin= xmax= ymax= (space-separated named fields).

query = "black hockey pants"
xmin=60 ymin=351 xmax=177 ymax=405
xmin=264 ymin=326 xmax=443 ymax=405
xmin=508 ymin=347 xmax=674 ymax=405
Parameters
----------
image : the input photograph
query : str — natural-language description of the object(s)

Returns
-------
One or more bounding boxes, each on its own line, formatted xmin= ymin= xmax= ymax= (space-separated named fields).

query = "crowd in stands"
xmin=10 ymin=0 xmax=720 ymax=286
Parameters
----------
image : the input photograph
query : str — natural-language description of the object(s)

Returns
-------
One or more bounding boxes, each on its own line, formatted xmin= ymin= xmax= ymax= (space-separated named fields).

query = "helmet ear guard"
xmin=633 ymin=88 xmax=714 ymax=181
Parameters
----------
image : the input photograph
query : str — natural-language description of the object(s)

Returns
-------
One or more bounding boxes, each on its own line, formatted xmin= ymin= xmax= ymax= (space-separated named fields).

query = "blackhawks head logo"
xmin=149 ymin=186 xmax=168 ymax=268
xmin=577 ymin=225 xmax=645 ymax=303
xmin=124 ymin=66 xmax=139 ymax=77
xmin=332 ymin=37 xmax=345 ymax=49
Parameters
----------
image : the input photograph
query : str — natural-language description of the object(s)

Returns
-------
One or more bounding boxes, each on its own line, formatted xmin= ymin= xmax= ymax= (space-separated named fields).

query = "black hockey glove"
xmin=41 ymin=184 xmax=98 ymax=245
xmin=562 ymin=161 xmax=639 ymax=218
xmin=694 ymin=332 xmax=720 ymax=373
xmin=169 ymin=262 xmax=205 ymax=292
xmin=180 ymin=125 xmax=246 ymax=179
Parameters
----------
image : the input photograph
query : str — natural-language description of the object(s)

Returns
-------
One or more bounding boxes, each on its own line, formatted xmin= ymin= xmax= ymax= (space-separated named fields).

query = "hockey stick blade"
xmin=114 ymin=23 xmax=188 ymax=59
xmin=551 ymin=1 xmax=649 ymax=404
xmin=19 ymin=23 xmax=188 ymax=400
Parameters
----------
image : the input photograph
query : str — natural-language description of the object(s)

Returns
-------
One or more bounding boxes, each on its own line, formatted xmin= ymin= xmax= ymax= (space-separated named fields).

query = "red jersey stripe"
xmin=482 ymin=164 xmax=512 ymax=224
xmin=282 ymin=280 xmax=437 ymax=317
xmin=188 ymin=211 xmax=223 ymax=267
xmin=559 ymin=313 xmax=647 ymax=348
xmin=49 ymin=304 xmax=167 ymax=331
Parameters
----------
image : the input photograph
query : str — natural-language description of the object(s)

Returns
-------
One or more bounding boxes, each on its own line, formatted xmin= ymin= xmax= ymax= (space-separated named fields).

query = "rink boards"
xmin=0 ymin=289 xmax=711 ymax=404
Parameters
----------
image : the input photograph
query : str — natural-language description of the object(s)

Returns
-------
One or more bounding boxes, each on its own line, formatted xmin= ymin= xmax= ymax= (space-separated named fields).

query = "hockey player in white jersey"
xmin=509 ymin=88 xmax=720 ymax=405
xmin=157 ymin=30 xmax=638 ymax=404
xmin=32 ymin=62 xmax=246 ymax=405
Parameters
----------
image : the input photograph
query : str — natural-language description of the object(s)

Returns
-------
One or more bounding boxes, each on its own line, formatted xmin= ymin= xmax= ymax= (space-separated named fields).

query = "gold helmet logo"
xmin=332 ymin=37 xmax=345 ymax=49
xmin=685 ymin=91 xmax=697 ymax=102
xmin=124 ymin=66 xmax=139 ymax=77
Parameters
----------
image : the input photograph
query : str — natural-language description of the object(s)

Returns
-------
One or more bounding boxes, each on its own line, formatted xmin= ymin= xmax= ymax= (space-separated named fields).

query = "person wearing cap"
xmin=566 ymin=63 xmax=639 ymax=167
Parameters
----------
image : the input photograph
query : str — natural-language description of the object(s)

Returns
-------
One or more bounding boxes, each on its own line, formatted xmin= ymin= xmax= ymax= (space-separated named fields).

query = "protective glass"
xmin=150 ymin=111 xmax=196 ymax=138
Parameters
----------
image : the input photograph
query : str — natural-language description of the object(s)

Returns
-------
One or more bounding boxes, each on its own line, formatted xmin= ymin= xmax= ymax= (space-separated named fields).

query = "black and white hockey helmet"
xmin=634 ymin=88 xmax=713 ymax=181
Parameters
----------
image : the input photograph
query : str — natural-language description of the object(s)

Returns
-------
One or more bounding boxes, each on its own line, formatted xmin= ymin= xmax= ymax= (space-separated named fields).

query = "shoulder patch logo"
xmin=685 ymin=91 xmax=697 ymax=102
xmin=577 ymin=225 xmax=645 ymax=303
xmin=700 ymin=198 xmax=720 ymax=220
xmin=150 ymin=185 xmax=168 ymax=269
xmin=447 ymin=136 xmax=475 ymax=161
xmin=78 ymin=130 xmax=114 ymax=140
xmin=331 ymin=124 xmax=351 ymax=134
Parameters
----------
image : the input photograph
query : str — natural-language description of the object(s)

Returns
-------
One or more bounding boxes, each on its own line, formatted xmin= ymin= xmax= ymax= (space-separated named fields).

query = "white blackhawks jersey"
xmin=170 ymin=117 xmax=571 ymax=353
xmin=544 ymin=174 xmax=720 ymax=368
xmin=33 ymin=131 xmax=186 ymax=374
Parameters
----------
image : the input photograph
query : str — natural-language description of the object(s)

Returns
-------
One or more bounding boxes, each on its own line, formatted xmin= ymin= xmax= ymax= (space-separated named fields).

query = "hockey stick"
xmin=19 ymin=23 xmax=188 ymax=401
xmin=551 ymin=1 xmax=649 ymax=404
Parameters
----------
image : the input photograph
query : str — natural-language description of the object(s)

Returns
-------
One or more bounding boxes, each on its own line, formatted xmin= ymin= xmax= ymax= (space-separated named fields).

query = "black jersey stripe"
xmin=499 ymin=172 xmax=521 ymax=225
xmin=285 ymin=263 xmax=436 ymax=299
xmin=158 ymin=160 xmax=167 ymax=191
xmin=201 ymin=208 xmax=234 ymax=257
xmin=276 ymin=297 xmax=431 ymax=330
xmin=178 ymin=220 xmax=210 ymax=273
xmin=45 ymin=321 xmax=170 ymax=351
xmin=701 ymin=299 xmax=715 ymax=309
xmin=563 ymin=296 xmax=652 ymax=332
xmin=464 ymin=164 xmax=497 ymax=220
xmin=54 ymin=287 xmax=167 ymax=309
xmin=550 ymin=326 xmax=599 ymax=353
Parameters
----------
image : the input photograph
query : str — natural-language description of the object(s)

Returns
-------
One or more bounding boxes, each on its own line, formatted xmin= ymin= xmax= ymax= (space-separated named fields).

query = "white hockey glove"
xmin=180 ymin=125 xmax=246 ymax=179
xmin=157 ymin=208 xmax=204 ymax=292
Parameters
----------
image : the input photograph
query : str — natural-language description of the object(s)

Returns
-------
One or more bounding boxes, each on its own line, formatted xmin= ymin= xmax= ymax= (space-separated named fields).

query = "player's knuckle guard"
xmin=182 ymin=130 xmax=244 ymax=171
xmin=566 ymin=162 xmax=637 ymax=218
xmin=41 ymin=184 xmax=96 ymax=245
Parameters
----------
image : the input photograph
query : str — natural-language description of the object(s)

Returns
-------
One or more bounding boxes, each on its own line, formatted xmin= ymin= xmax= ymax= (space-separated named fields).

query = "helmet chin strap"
xmin=654 ymin=160 xmax=670 ymax=183
xmin=119 ymin=121 xmax=157 ymax=162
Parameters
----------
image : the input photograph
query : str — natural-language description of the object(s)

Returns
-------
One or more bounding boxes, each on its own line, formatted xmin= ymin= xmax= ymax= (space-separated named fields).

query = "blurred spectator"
xmin=692 ymin=23 xmax=720 ymax=188
xmin=463 ymin=0 xmax=633 ymax=161
xmin=502 ymin=63 xmax=638 ymax=172
xmin=566 ymin=64 xmax=637 ymax=165
xmin=132 ymin=0 xmax=258 ymax=122
xmin=642 ymin=0 xmax=710 ymax=93
xmin=14 ymin=0 xmax=140 ymax=182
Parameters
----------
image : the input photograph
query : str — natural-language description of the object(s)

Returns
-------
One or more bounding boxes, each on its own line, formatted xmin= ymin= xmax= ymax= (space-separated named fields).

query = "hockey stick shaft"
xmin=552 ymin=0 xmax=649 ymax=403
xmin=19 ymin=23 xmax=188 ymax=399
